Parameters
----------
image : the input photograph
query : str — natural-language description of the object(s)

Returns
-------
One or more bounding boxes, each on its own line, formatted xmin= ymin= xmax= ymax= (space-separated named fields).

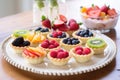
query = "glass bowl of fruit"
xmin=80 ymin=4 xmax=119 ymax=33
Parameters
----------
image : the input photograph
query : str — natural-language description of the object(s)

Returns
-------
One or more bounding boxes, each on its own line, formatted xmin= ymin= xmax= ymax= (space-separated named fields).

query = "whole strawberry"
xmin=41 ymin=15 xmax=51 ymax=29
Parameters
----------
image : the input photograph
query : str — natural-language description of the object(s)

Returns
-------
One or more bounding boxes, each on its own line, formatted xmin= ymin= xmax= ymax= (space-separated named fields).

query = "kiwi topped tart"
xmin=12 ymin=30 xmax=30 ymax=39
xmin=86 ymin=38 xmax=107 ymax=54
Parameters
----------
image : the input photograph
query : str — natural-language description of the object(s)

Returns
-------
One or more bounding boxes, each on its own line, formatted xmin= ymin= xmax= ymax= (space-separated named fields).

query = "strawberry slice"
xmin=107 ymin=8 xmax=117 ymax=16
xmin=87 ymin=9 xmax=101 ymax=18
xmin=59 ymin=14 xmax=67 ymax=23
xmin=54 ymin=20 xmax=64 ymax=28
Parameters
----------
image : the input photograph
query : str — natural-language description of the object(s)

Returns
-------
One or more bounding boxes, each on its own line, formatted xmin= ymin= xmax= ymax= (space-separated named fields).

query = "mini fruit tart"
xmin=47 ymin=31 xmax=69 ymax=42
xmin=47 ymin=49 xmax=71 ymax=66
xmin=12 ymin=30 xmax=30 ymax=39
xmin=22 ymin=47 xmax=46 ymax=64
xmin=86 ymin=38 xmax=107 ymax=54
xmin=35 ymin=27 xmax=50 ymax=38
xmin=72 ymin=29 xmax=94 ymax=44
xmin=60 ymin=37 xmax=82 ymax=51
xmin=11 ymin=37 xmax=30 ymax=54
xmin=70 ymin=46 xmax=94 ymax=63
xmin=39 ymin=39 xmax=60 ymax=53
xmin=27 ymin=32 xmax=46 ymax=47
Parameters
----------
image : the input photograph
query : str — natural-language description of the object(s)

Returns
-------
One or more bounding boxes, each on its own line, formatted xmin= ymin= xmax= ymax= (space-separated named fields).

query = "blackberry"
xmin=35 ymin=27 xmax=42 ymax=31
xmin=23 ymin=41 xmax=30 ymax=46
xmin=12 ymin=37 xmax=24 ymax=46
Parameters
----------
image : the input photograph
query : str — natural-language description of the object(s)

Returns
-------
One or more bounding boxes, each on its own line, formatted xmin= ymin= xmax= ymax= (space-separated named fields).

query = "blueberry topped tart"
xmin=11 ymin=37 xmax=30 ymax=54
xmin=47 ymin=31 xmax=69 ymax=42
xmin=60 ymin=37 xmax=82 ymax=51
xmin=35 ymin=27 xmax=50 ymax=38
xmin=72 ymin=29 xmax=94 ymax=44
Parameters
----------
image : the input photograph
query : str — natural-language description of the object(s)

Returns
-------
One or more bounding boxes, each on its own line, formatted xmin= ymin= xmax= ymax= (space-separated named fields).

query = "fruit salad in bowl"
xmin=80 ymin=4 xmax=119 ymax=33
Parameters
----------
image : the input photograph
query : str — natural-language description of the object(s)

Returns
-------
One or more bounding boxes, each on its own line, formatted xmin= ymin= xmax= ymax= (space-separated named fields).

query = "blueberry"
xmin=35 ymin=27 xmax=42 ymax=31
xmin=75 ymin=40 xmax=80 ymax=44
xmin=61 ymin=33 xmax=66 ymax=38
xmin=67 ymin=40 xmax=71 ymax=45
xmin=58 ymin=36 xmax=62 ymax=38
xmin=12 ymin=37 xmax=24 ymax=46
xmin=23 ymin=41 xmax=30 ymax=46
xmin=72 ymin=40 xmax=77 ymax=44
xmin=63 ymin=39 xmax=68 ymax=44
xmin=84 ymin=34 xmax=89 ymax=37
xmin=89 ymin=32 xmax=93 ymax=37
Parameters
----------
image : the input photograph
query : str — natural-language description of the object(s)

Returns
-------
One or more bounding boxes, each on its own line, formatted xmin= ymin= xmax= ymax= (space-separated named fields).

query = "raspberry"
xmin=41 ymin=42 xmax=49 ymax=48
xmin=57 ymin=49 xmax=64 ymax=52
xmin=52 ymin=32 xmax=58 ymax=38
xmin=75 ymin=46 xmax=83 ymax=52
xmin=49 ymin=40 xmax=56 ymax=44
xmin=64 ymin=51 xmax=69 ymax=57
xmin=68 ymin=19 xmax=76 ymax=26
xmin=57 ymin=52 xmax=66 ymax=59
xmin=76 ymin=49 xmax=83 ymax=55
xmin=49 ymin=44 xmax=55 ymax=49
xmin=82 ymin=48 xmax=91 ymax=55
xmin=50 ymin=50 xmax=58 ymax=58
xmin=57 ymin=31 xmax=62 ymax=36
xmin=54 ymin=42 xmax=59 ymax=47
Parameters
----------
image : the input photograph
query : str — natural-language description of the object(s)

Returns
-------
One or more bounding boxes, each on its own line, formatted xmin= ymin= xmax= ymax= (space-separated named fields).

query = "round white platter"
xmin=1 ymin=33 xmax=117 ymax=76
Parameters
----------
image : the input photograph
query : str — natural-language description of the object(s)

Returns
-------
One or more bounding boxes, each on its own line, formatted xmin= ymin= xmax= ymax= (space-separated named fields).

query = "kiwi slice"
xmin=13 ymin=30 xmax=29 ymax=38
xmin=87 ymin=38 xmax=106 ymax=48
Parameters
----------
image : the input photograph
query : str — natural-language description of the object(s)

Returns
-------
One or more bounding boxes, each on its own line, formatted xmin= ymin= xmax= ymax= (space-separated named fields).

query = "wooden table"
xmin=0 ymin=11 xmax=120 ymax=80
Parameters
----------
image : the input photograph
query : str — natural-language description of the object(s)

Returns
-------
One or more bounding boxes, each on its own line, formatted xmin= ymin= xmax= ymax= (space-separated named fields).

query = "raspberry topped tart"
xmin=72 ymin=29 xmax=94 ymax=44
xmin=70 ymin=46 xmax=94 ymax=63
xmin=22 ymin=47 xmax=46 ymax=64
xmin=11 ymin=37 xmax=30 ymax=54
xmin=39 ymin=39 xmax=59 ymax=53
xmin=60 ymin=37 xmax=82 ymax=51
xmin=47 ymin=48 xmax=71 ymax=66
xmin=86 ymin=38 xmax=107 ymax=54
xmin=47 ymin=31 xmax=69 ymax=42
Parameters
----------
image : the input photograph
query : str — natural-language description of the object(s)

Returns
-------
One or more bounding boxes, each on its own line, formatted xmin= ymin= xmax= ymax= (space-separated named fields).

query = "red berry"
xmin=100 ymin=5 xmax=109 ymax=13
xmin=54 ymin=42 xmax=59 ymax=47
xmin=57 ymin=49 xmax=64 ymax=52
xmin=44 ymin=39 xmax=49 ymax=44
xmin=57 ymin=31 xmax=62 ymax=36
xmin=49 ymin=44 xmax=55 ymax=49
xmin=68 ymin=19 xmax=76 ymax=25
xmin=50 ymin=50 xmax=58 ymax=58
xmin=52 ymin=31 xmax=58 ymax=38
xmin=69 ymin=22 xmax=79 ymax=30
xmin=57 ymin=52 xmax=66 ymax=59
xmin=58 ymin=24 xmax=69 ymax=31
xmin=41 ymin=42 xmax=49 ymax=48
xmin=49 ymin=40 xmax=56 ymax=44
xmin=76 ymin=49 xmax=83 ymax=55
xmin=107 ymin=8 xmax=117 ymax=16
xmin=82 ymin=48 xmax=91 ymax=55
xmin=75 ymin=46 xmax=83 ymax=52
xmin=42 ymin=19 xmax=51 ymax=29
xmin=64 ymin=51 xmax=69 ymax=57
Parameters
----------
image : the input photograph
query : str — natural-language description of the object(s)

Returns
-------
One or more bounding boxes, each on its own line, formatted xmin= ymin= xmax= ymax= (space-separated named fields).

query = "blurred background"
xmin=0 ymin=0 xmax=33 ymax=18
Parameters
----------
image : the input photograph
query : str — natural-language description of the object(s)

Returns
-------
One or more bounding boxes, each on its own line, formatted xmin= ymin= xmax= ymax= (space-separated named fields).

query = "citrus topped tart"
xmin=11 ymin=37 xmax=30 ymax=54
xmin=39 ymin=39 xmax=60 ymax=53
xmin=47 ymin=31 xmax=69 ymax=42
xmin=27 ymin=31 xmax=46 ymax=47
xmin=86 ymin=38 xmax=107 ymax=54
xmin=47 ymin=48 xmax=71 ymax=66
xmin=70 ymin=46 xmax=94 ymax=63
xmin=60 ymin=37 xmax=82 ymax=51
xmin=22 ymin=47 xmax=46 ymax=64
xmin=72 ymin=29 xmax=94 ymax=44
